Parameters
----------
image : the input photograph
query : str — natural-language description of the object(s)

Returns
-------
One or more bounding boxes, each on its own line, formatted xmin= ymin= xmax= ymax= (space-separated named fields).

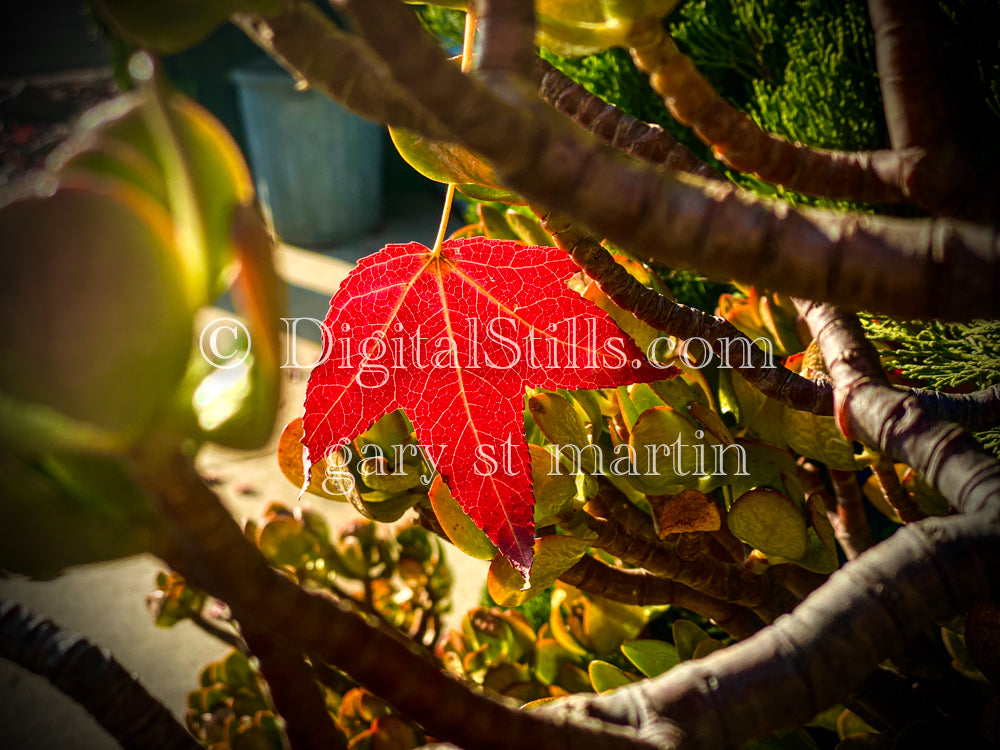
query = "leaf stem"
xmin=430 ymin=4 xmax=477 ymax=257
xmin=430 ymin=184 xmax=457 ymax=256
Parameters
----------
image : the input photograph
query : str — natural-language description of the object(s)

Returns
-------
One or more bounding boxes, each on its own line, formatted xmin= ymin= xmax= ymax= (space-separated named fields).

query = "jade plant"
xmin=1 ymin=1 xmax=999 ymax=750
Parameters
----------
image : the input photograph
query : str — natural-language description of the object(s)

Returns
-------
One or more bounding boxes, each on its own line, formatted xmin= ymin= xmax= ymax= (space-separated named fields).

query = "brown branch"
xmin=240 ymin=627 xmax=347 ymax=750
xmin=796 ymin=302 xmax=1000 ymax=516
xmin=535 ymin=209 xmax=833 ymax=414
xmin=476 ymin=0 xmax=535 ymax=80
xmin=584 ymin=493 xmax=782 ymax=616
xmin=866 ymin=0 xmax=996 ymax=221
xmin=828 ymin=468 xmax=875 ymax=559
xmin=542 ymin=208 xmax=1000 ymax=431
xmin=797 ymin=460 xmax=867 ymax=562
xmin=910 ymin=384 xmax=1000 ymax=433
xmin=535 ymin=60 xmax=721 ymax=179
xmin=545 ymin=510 xmax=1000 ymax=750
xmin=560 ymin=555 xmax=764 ymax=640
xmin=139 ymin=449 xmax=656 ymax=750
xmin=868 ymin=0 xmax=951 ymax=153
xmin=0 ymin=599 xmax=202 ymax=750
xmin=233 ymin=0 xmax=449 ymax=139
xmin=328 ymin=0 xmax=1000 ymax=322
xmin=624 ymin=19 xmax=906 ymax=206
xmin=871 ymin=454 xmax=925 ymax=523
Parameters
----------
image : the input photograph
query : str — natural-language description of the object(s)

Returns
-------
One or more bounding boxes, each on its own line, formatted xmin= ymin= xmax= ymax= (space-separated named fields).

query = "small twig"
xmin=0 ymin=599 xmax=202 ymax=750
xmin=871 ymin=454 xmax=925 ymax=523
xmin=829 ymin=469 xmax=875 ymax=559
xmin=188 ymin=611 xmax=246 ymax=653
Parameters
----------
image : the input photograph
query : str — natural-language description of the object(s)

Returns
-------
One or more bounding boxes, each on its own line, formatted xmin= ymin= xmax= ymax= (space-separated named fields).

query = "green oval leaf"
xmin=627 ymin=406 xmax=705 ymax=494
xmin=621 ymin=639 xmax=680 ymax=678
xmin=505 ymin=210 xmax=555 ymax=246
xmin=0 ymin=452 xmax=157 ymax=577
xmin=0 ymin=176 xmax=193 ymax=444
xmin=530 ymin=444 xmax=580 ymax=525
xmin=672 ymin=619 xmax=712 ymax=662
xmin=728 ymin=488 xmax=808 ymax=560
xmin=93 ymin=0 xmax=281 ymax=53
xmin=588 ymin=660 xmax=637 ymax=692
xmin=389 ymin=127 xmax=523 ymax=204
xmin=781 ymin=408 xmax=865 ymax=471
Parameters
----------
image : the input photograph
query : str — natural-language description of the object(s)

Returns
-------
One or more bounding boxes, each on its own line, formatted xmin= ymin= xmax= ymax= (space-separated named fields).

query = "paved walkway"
xmin=0 ymin=193 xmax=488 ymax=748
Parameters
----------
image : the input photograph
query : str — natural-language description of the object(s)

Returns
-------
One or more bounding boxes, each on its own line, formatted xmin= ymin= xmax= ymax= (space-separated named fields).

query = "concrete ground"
xmin=0 ymin=190 xmax=489 ymax=749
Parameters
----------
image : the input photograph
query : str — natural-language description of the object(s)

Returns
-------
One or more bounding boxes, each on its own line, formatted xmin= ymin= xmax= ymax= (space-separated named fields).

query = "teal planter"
xmin=232 ymin=62 xmax=384 ymax=246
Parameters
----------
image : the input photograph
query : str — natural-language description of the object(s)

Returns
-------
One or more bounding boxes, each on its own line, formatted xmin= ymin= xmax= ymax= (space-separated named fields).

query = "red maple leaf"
xmin=303 ymin=238 xmax=672 ymax=576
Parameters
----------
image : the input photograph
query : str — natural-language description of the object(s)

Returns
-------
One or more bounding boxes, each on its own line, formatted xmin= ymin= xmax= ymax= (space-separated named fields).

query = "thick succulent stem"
xmin=545 ymin=510 xmax=999 ymax=750
xmin=535 ymin=307 xmax=1000 ymax=747
xmin=867 ymin=0 xmax=996 ymax=221
xmin=625 ymin=19 xmax=906 ymax=205
xmin=560 ymin=555 xmax=764 ymax=640
xmin=0 ymin=599 xmax=202 ymax=750
xmin=476 ymin=0 xmax=535 ymax=81
xmin=796 ymin=301 xmax=1000 ymax=516
xmin=909 ymin=384 xmax=1000 ymax=433
xmin=535 ymin=61 xmax=721 ymax=178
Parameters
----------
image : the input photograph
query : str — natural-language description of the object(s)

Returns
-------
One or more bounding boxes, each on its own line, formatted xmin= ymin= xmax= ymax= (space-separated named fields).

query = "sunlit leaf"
xmin=728 ymin=488 xmax=808 ymax=560
xmin=621 ymin=639 xmax=680 ymax=677
xmin=430 ymin=475 xmax=498 ymax=561
xmin=302 ymin=238 xmax=668 ymax=575
xmin=93 ymin=0 xmax=282 ymax=53
xmin=588 ymin=660 xmax=637 ymax=692
xmin=487 ymin=535 xmax=591 ymax=605
xmin=389 ymin=127 xmax=523 ymax=204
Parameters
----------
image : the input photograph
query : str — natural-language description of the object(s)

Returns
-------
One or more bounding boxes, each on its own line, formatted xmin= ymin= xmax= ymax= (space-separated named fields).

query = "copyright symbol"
xmin=199 ymin=317 xmax=251 ymax=369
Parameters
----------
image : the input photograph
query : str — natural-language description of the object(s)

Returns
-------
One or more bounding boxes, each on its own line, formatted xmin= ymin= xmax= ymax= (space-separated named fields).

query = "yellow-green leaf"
xmin=588 ymin=660 xmax=637 ymax=692
xmin=621 ymin=639 xmax=680 ymax=678
xmin=672 ymin=619 xmax=712 ymax=662
xmin=728 ymin=488 xmax=808 ymax=560
xmin=627 ymin=406 xmax=706 ymax=494
xmin=781 ymin=407 xmax=865 ymax=471
xmin=430 ymin=475 xmax=498 ymax=561
xmin=487 ymin=536 xmax=590 ymax=606
xmin=389 ymin=127 xmax=523 ymax=204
